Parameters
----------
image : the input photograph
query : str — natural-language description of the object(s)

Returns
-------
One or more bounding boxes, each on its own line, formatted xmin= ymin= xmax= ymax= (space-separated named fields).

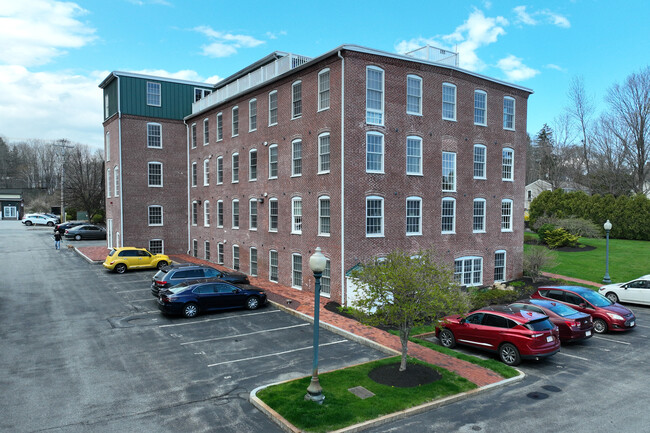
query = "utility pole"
xmin=52 ymin=139 xmax=74 ymax=222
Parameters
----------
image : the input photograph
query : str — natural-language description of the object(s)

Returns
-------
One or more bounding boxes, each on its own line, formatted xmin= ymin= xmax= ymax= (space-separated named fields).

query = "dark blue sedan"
xmin=157 ymin=280 xmax=267 ymax=318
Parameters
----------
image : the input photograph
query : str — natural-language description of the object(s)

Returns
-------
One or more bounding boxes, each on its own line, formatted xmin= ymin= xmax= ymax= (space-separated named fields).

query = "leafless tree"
xmin=64 ymin=145 xmax=105 ymax=221
xmin=589 ymin=116 xmax=633 ymax=196
xmin=566 ymin=76 xmax=595 ymax=181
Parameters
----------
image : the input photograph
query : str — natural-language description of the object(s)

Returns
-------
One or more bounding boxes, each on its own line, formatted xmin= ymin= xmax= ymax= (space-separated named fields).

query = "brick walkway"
xmin=541 ymin=272 xmax=603 ymax=288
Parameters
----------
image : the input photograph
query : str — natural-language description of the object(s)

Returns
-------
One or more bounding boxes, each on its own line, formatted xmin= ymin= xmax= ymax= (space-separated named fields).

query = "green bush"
xmin=544 ymin=228 xmax=580 ymax=249
xmin=556 ymin=218 xmax=602 ymax=238
xmin=537 ymin=223 xmax=556 ymax=243
xmin=470 ymin=289 xmax=520 ymax=310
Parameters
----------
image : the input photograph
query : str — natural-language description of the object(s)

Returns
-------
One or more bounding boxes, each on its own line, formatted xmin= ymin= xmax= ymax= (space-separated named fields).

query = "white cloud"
xmin=545 ymin=63 xmax=566 ymax=72
xmin=513 ymin=6 xmax=537 ymax=25
xmin=0 ymin=0 xmax=96 ymax=67
xmin=194 ymin=26 xmax=265 ymax=58
xmin=513 ymin=6 xmax=570 ymax=28
xmin=201 ymin=42 xmax=238 ymax=58
xmin=265 ymin=30 xmax=287 ymax=40
xmin=541 ymin=10 xmax=571 ymax=28
xmin=497 ymin=55 xmax=539 ymax=81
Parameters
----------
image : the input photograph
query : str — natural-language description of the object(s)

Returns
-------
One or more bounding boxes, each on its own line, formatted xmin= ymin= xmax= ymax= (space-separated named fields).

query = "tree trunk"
xmin=399 ymin=327 xmax=410 ymax=371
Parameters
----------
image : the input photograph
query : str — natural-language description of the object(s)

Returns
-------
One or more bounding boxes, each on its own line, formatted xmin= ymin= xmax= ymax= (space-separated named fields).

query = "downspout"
xmin=117 ymin=76 xmax=124 ymax=247
xmin=338 ymin=50 xmax=346 ymax=306
xmin=184 ymin=119 xmax=191 ymax=254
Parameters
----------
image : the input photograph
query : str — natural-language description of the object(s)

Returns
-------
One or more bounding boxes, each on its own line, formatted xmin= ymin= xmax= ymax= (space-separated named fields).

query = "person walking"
xmin=54 ymin=230 xmax=62 ymax=250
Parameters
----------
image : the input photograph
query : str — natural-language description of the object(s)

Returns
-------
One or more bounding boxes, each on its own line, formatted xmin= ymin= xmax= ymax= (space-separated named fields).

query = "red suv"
xmin=436 ymin=306 xmax=560 ymax=366
xmin=531 ymin=286 xmax=636 ymax=334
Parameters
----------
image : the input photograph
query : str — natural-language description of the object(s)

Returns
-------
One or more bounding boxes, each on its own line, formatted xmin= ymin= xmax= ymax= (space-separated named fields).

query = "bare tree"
xmin=64 ymin=145 xmax=105 ymax=220
xmin=566 ymin=76 xmax=595 ymax=181
xmin=590 ymin=116 xmax=634 ymax=196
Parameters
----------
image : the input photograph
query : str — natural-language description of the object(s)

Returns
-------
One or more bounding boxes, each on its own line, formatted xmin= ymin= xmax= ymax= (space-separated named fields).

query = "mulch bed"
xmin=555 ymin=245 xmax=597 ymax=252
xmin=368 ymin=362 xmax=441 ymax=387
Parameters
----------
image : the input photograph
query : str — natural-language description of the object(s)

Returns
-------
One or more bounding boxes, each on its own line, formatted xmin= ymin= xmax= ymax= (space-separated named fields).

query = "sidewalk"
xmin=541 ymin=272 xmax=603 ymax=288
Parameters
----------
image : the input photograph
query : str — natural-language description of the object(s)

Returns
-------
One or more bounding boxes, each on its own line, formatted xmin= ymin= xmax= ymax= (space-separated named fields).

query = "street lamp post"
xmin=603 ymin=220 xmax=612 ymax=284
xmin=305 ymin=247 xmax=327 ymax=404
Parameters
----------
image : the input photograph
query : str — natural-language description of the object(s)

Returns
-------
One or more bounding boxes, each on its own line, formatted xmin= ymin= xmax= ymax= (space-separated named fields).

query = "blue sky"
xmin=1 ymin=0 xmax=648 ymax=149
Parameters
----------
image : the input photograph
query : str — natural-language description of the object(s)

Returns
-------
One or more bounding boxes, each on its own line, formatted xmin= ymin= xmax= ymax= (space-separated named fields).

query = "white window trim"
xmin=106 ymin=169 xmax=111 ymax=198
xmin=232 ymin=244 xmax=240 ymax=271
xmin=406 ymin=74 xmax=423 ymax=116
xmin=442 ymin=82 xmax=457 ymax=121
xmin=203 ymin=159 xmax=210 ymax=186
xmin=146 ymin=81 xmax=161 ymax=107
xmin=441 ymin=197 xmax=456 ymax=234
xmin=291 ymin=138 xmax=302 ymax=177
xmin=249 ymin=98 xmax=257 ymax=132
xmin=269 ymin=198 xmax=278 ymax=232
xmin=232 ymin=199 xmax=239 ymax=229
xmin=231 ymin=106 xmax=239 ymax=137
xmin=148 ymin=161 xmax=163 ymax=187
xmin=318 ymin=68 xmax=330 ymax=112
xmin=366 ymin=66 xmax=384 ymax=126
xmin=204 ymin=240 xmax=211 ymax=261
xmin=269 ymin=250 xmax=278 ymax=282
xmin=502 ymin=147 xmax=515 ymax=182
xmin=216 ymin=156 xmax=223 ymax=185
xmin=291 ymin=80 xmax=302 ymax=119
xmin=216 ymin=200 xmax=223 ymax=228
xmin=474 ymin=90 xmax=487 ymax=126
xmin=203 ymin=200 xmax=210 ymax=227
xmin=501 ymin=199 xmax=514 ymax=232
xmin=504 ymin=96 xmax=516 ymax=131
xmin=148 ymin=205 xmax=163 ymax=226
xmin=191 ymin=162 xmax=197 ymax=187
xmin=249 ymin=198 xmax=258 ymax=231
xmin=442 ymin=151 xmax=457 ymax=192
xmin=366 ymin=195 xmax=384 ymax=237
xmin=268 ymin=144 xmax=278 ymax=179
xmin=191 ymin=123 xmax=197 ymax=149
xmin=216 ymin=112 xmax=223 ymax=141
xmin=249 ymin=247 xmax=258 ymax=277
xmin=494 ymin=250 xmax=507 ymax=282
xmin=366 ymin=131 xmax=384 ymax=174
xmin=149 ymin=239 xmax=164 ymax=255
xmin=249 ymin=148 xmax=257 ymax=181
xmin=113 ymin=166 xmax=119 ymax=197
xmin=217 ymin=243 xmax=224 ymax=264
xmin=191 ymin=201 xmax=198 ymax=226
xmin=455 ymin=256 xmax=484 ymax=287
xmin=231 ymin=152 xmax=239 ymax=183
xmin=320 ymin=259 xmax=331 ymax=298
xmin=318 ymin=132 xmax=330 ymax=174
xmin=203 ymin=118 xmax=209 ymax=145
xmin=292 ymin=253 xmax=303 ymax=289
xmin=105 ymin=131 xmax=110 ymax=161
xmin=268 ymin=90 xmax=278 ymax=127
xmin=473 ymin=144 xmax=487 ymax=180
xmin=406 ymin=135 xmax=423 ymax=176
xmin=146 ymin=122 xmax=162 ymax=148
xmin=291 ymin=197 xmax=302 ymax=234
xmin=473 ymin=198 xmax=487 ymax=233
xmin=406 ymin=196 xmax=422 ymax=236
xmin=192 ymin=239 xmax=198 ymax=258
xmin=318 ymin=195 xmax=331 ymax=237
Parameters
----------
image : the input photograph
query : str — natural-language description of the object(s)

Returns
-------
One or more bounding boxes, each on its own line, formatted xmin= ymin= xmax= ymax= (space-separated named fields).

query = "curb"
xmin=249 ymin=368 xmax=525 ymax=433
xmin=74 ymin=247 xmax=100 ymax=264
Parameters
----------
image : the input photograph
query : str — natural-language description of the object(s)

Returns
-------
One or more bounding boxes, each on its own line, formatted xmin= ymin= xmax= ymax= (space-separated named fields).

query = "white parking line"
xmin=593 ymin=336 xmax=631 ymax=345
xmin=556 ymin=351 xmax=589 ymax=361
xmin=130 ymin=298 xmax=156 ymax=302
xmin=116 ymin=289 xmax=150 ymax=294
xmin=635 ymin=324 xmax=649 ymax=329
xmin=159 ymin=309 xmax=281 ymax=328
xmin=207 ymin=340 xmax=348 ymax=367
xmin=181 ymin=323 xmax=310 ymax=345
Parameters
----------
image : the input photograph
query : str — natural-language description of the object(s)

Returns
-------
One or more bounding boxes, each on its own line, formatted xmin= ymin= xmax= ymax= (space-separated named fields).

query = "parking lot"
xmin=0 ymin=222 xmax=387 ymax=432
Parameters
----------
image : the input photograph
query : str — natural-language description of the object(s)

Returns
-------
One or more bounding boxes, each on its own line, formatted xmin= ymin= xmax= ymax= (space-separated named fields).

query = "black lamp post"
xmin=305 ymin=247 xmax=327 ymax=404
xmin=603 ymin=220 xmax=612 ymax=284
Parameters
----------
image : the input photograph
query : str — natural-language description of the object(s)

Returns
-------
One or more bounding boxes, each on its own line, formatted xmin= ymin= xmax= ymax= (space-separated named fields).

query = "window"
xmin=502 ymin=148 xmax=514 ymax=181
xmin=233 ymin=245 xmax=240 ymax=270
xmin=366 ymin=66 xmax=384 ymax=125
xmin=268 ymin=144 xmax=278 ymax=179
xmin=494 ymin=251 xmax=506 ymax=282
xmin=216 ymin=112 xmax=223 ymax=141
xmin=269 ymin=198 xmax=278 ymax=232
xmin=203 ymin=118 xmax=209 ymax=145
xmin=319 ymin=196 xmax=330 ymax=236
xmin=503 ymin=97 xmax=515 ymax=130
xmin=232 ymin=106 xmax=239 ymax=136
xmin=191 ymin=162 xmax=197 ymax=187
xmin=318 ymin=69 xmax=330 ymax=111
xmin=204 ymin=241 xmax=211 ymax=261
xmin=148 ymin=162 xmax=163 ymax=187
xmin=473 ymin=145 xmax=486 ymax=179
xmin=105 ymin=131 xmax=110 ymax=161
xmin=268 ymin=91 xmax=278 ymax=126
xmin=454 ymin=257 xmax=483 ymax=286
xmin=501 ymin=199 xmax=513 ymax=232
xmin=318 ymin=133 xmax=330 ymax=173
xmin=204 ymin=200 xmax=210 ymax=226
xmin=231 ymin=153 xmax=239 ymax=183
xmin=292 ymin=254 xmax=302 ymax=288
xmin=218 ymin=243 xmax=224 ymax=264
xmin=113 ymin=166 xmax=119 ymax=197
xmin=292 ymin=81 xmax=302 ymax=118
xmin=192 ymin=201 xmax=198 ymax=226
xmin=249 ymin=199 xmax=257 ymax=230
xmin=441 ymin=198 xmax=456 ymax=234
xmin=473 ymin=199 xmax=486 ymax=232
xmin=203 ymin=159 xmax=210 ymax=185
xmin=149 ymin=239 xmax=163 ymax=254
xmin=146 ymin=81 xmax=160 ymax=106
xmin=216 ymin=156 xmax=223 ymax=184
xmin=104 ymin=94 xmax=109 ymax=119
xmin=194 ymin=88 xmax=211 ymax=102
xmin=475 ymin=90 xmax=487 ymax=126
xmin=407 ymin=75 xmax=422 ymax=115
xmin=191 ymin=123 xmax=197 ymax=149
xmin=366 ymin=196 xmax=384 ymax=237
xmin=269 ymin=250 xmax=278 ymax=282
xmin=148 ymin=205 xmax=163 ymax=226
xmin=249 ymin=149 xmax=257 ymax=181
xmin=292 ymin=139 xmax=302 ymax=176
xmin=250 ymin=248 xmax=258 ymax=276
xmin=406 ymin=136 xmax=422 ymax=175
xmin=366 ymin=132 xmax=384 ymax=173
xmin=292 ymin=197 xmax=302 ymax=234
xmin=232 ymin=199 xmax=239 ymax=228
xmin=249 ymin=99 xmax=257 ymax=131
xmin=442 ymin=83 xmax=456 ymax=121
xmin=217 ymin=200 xmax=223 ymax=227
xmin=321 ymin=260 xmax=331 ymax=296
xmin=442 ymin=152 xmax=456 ymax=191
xmin=106 ymin=169 xmax=111 ymax=198
xmin=406 ymin=197 xmax=422 ymax=235
xmin=147 ymin=123 xmax=162 ymax=148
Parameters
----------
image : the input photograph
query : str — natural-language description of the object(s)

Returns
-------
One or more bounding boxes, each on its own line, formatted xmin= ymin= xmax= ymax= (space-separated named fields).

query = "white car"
xmin=599 ymin=275 xmax=650 ymax=305
xmin=21 ymin=213 xmax=58 ymax=227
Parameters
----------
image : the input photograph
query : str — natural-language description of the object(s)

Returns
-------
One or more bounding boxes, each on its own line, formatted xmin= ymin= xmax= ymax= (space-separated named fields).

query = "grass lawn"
xmin=525 ymin=237 xmax=650 ymax=283
xmin=256 ymin=356 xmax=476 ymax=433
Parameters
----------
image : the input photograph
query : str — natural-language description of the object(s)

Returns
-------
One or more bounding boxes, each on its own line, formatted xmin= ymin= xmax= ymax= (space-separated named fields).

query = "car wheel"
xmin=499 ymin=343 xmax=521 ymax=366
xmin=439 ymin=329 xmax=456 ymax=348
xmin=74 ymin=234 xmax=82 ymax=241
xmin=115 ymin=264 xmax=127 ymax=274
xmin=47 ymin=221 xmax=54 ymax=227
xmin=25 ymin=221 xmax=33 ymax=226
xmin=183 ymin=303 xmax=198 ymax=318
xmin=593 ymin=318 xmax=608 ymax=334
xmin=605 ymin=292 xmax=619 ymax=303
xmin=157 ymin=261 xmax=168 ymax=270
xmin=246 ymin=296 xmax=260 ymax=310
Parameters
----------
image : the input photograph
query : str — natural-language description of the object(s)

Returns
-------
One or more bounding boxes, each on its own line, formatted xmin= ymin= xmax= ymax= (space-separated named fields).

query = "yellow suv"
xmin=103 ymin=247 xmax=171 ymax=274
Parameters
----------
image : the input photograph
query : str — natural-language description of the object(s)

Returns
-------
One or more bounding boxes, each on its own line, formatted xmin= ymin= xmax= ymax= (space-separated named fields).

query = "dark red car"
xmin=531 ymin=286 xmax=636 ymax=334
xmin=436 ymin=305 xmax=560 ymax=366
xmin=508 ymin=299 xmax=593 ymax=343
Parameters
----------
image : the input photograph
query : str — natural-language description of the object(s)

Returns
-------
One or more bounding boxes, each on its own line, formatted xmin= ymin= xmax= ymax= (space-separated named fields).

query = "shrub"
xmin=537 ymin=223 xmax=556 ymax=244
xmin=524 ymin=232 xmax=539 ymax=245
xmin=523 ymin=247 xmax=557 ymax=282
xmin=469 ymin=288 xmax=519 ymax=310
xmin=544 ymin=228 xmax=580 ymax=249
xmin=556 ymin=218 xmax=602 ymax=238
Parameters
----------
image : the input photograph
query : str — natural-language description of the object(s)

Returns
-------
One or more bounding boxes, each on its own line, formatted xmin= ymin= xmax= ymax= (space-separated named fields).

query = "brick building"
xmin=101 ymin=44 xmax=532 ymax=306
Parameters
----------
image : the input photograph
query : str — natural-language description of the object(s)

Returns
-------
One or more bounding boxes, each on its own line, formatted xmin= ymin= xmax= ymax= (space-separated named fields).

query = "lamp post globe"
xmin=603 ymin=220 xmax=612 ymax=284
xmin=306 ymin=247 xmax=326 ymax=404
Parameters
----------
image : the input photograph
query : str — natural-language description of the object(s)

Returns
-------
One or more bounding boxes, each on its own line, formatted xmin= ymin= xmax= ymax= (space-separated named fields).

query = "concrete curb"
xmin=74 ymin=247 xmax=100 ymax=264
xmin=249 ymin=368 xmax=525 ymax=433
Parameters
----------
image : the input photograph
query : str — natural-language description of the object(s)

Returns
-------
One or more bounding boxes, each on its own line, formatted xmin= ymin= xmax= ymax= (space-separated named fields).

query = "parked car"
xmin=43 ymin=213 xmax=61 ymax=223
xmin=531 ymin=286 xmax=636 ymax=334
xmin=158 ymin=279 xmax=267 ymax=318
xmin=151 ymin=263 xmax=250 ymax=297
xmin=64 ymin=224 xmax=107 ymax=240
xmin=103 ymin=247 xmax=170 ymax=274
xmin=435 ymin=305 xmax=560 ymax=366
xmin=508 ymin=299 xmax=593 ymax=343
xmin=599 ymin=275 xmax=650 ymax=306
xmin=22 ymin=213 xmax=58 ymax=226
xmin=54 ymin=221 xmax=85 ymax=234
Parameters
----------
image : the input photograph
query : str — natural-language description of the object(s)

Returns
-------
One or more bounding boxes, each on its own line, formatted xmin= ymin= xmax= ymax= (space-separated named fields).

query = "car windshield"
xmin=547 ymin=302 xmax=579 ymax=317
xmin=153 ymin=270 xmax=166 ymax=279
xmin=525 ymin=318 xmax=554 ymax=331
xmin=168 ymin=284 xmax=190 ymax=294
xmin=581 ymin=290 xmax=612 ymax=307
xmin=108 ymin=249 xmax=117 ymax=256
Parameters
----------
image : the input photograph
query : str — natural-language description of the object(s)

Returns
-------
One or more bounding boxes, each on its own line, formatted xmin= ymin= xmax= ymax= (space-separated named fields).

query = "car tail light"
xmin=564 ymin=320 xmax=579 ymax=329
xmin=109 ymin=260 xmax=116 ymax=265
xmin=530 ymin=333 xmax=544 ymax=338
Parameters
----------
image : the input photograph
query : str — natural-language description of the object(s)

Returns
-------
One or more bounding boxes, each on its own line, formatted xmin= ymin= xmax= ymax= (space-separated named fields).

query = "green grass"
xmin=256 ymin=356 xmax=476 ymax=433
xmin=525 ymin=237 xmax=650 ymax=283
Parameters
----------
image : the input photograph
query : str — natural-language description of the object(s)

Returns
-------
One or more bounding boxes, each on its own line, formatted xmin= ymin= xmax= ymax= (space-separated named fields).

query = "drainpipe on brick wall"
xmin=117 ymin=75 xmax=124 ymax=248
xmin=184 ymin=119 xmax=191 ymax=255
xmin=338 ymin=50 xmax=346 ymax=306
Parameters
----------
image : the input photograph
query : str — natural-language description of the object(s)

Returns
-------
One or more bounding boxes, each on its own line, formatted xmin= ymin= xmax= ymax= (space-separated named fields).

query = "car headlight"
xmin=607 ymin=313 xmax=624 ymax=321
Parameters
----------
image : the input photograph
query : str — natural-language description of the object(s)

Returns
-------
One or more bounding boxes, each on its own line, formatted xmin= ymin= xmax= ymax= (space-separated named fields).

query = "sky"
xmin=1 ymin=0 xmax=649 ymax=150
